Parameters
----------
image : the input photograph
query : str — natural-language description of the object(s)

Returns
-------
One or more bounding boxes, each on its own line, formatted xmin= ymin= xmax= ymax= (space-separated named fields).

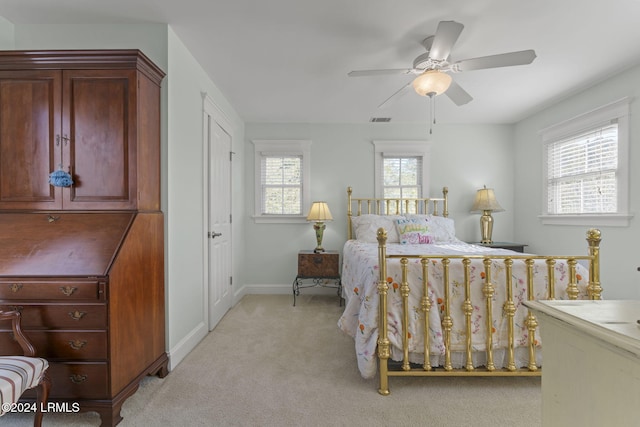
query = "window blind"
xmin=547 ymin=122 xmax=618 ymax=214
xmin=382 ymin=156 xmax=422 ymax=202
xmin=261 ymin=154 xmax=303 ymax=215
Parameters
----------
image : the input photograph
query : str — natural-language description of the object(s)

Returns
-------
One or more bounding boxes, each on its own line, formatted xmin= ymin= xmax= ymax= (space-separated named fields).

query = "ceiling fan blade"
xmin=444 ymin=80 xmax=473 ymax=106
xmin=377 ymin=81 xmax=413 ymax=109
xmin=348 ymin=68 xmax=414 ymax=77
xmin=428 ymin=21 xmax=464 ymax=61
xmin=452 ymin=49 xmax=537 ymax=72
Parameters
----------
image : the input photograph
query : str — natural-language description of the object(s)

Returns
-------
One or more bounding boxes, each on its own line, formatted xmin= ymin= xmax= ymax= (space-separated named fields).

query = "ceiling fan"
xmin=348 ymin=20 xmax=537 ymax=108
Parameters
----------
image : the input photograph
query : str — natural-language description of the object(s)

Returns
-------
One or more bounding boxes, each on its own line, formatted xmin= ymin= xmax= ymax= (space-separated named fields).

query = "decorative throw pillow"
xmin=405 ymin=214 xmax=458 ymax=243
xmin=395 ymin=217 xmax=434 ymax=244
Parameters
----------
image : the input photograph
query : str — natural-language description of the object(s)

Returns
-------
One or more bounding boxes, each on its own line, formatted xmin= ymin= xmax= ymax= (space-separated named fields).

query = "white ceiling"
xmin=2 ymin=0 xmax=640 ymax=124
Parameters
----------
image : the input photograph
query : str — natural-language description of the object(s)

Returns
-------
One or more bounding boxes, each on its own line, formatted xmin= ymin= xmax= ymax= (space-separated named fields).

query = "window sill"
xmin=538 ymin=213 xmax=634 ymax=227
xmin=253 ymin=215 xmax=308 ymax=224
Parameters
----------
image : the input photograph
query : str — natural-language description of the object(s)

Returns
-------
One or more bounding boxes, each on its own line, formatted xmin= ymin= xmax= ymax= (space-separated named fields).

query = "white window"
xmin=381 ymin=156 xmax=423 ymax=199
xmin=373 ymin=141 xmax=431 ymax=210
xmin=252 ymin=140 xmax=311 ymax=223
xmin=540 ymin=98 xmax=632 ymax=226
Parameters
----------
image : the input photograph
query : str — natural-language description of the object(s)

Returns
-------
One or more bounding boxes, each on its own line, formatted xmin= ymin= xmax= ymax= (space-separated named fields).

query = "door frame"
xmin=201 ymin=92 xmax=234 ymax=331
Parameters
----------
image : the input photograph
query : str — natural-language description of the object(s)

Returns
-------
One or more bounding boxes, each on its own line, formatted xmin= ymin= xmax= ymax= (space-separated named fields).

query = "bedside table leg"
xmin=292 ymin=276 xmax=301 ymax=306
xmin=293 ymin=276 xmax=343 ymax=306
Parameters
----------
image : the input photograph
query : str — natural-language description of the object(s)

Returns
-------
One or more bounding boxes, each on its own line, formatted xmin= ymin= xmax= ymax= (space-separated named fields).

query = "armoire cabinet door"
xmin=0 ymin=70 xmax=63 ymax=209
xmin=62 ymin=69 xmax=137 ymax=210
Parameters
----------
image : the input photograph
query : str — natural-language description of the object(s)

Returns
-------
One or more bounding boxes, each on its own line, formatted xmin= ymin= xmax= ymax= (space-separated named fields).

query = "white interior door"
xmin=206 ymin=114 xmax=232 ymax=329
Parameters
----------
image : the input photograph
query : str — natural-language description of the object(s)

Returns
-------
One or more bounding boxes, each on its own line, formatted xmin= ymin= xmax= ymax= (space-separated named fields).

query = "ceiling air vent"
xmin=370 ymin=117 xmax=391 ymax=123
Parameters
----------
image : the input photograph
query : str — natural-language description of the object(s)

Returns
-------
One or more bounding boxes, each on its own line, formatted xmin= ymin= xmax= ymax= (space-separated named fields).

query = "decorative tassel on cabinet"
xmin=49 ymin=166 xmax=73 ymax=187
xmin=49 ymin=132 xmax=73 ymax=187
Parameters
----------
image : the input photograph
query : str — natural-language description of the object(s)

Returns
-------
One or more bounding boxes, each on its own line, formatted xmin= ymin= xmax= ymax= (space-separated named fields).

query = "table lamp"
xmin=306 ymin=202 xmax=333 ymax=253
xmin=470 ymin=186 xmax=504 ymax=244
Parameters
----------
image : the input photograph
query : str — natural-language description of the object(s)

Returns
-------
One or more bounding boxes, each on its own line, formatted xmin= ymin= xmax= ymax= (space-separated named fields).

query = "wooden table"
xmin=292 ymin=250 xmax=341 ymax=306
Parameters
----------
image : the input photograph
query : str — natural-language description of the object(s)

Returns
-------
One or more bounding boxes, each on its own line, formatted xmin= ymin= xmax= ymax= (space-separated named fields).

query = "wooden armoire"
xmin=0 ymin=50 xmax=167 ymax=427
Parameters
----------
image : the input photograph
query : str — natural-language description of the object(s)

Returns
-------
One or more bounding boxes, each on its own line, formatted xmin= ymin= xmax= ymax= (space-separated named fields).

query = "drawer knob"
xmin=68 ymin=339 xmax=87 ymax=350
xmin=9 ymin=283 xmax=23 ymax=293
xmin=69 ymin=374 xmax=87 ymax=384
xmin=68 ymin=310 xmax=87 ymax=321
xmin=9 ymin=305 xmax=23 ymax=313
xmin=59 ymin=286 xmax=78 ymax=296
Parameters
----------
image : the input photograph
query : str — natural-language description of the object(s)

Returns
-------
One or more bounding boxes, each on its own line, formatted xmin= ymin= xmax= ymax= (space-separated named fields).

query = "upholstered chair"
xmin=0 ymin=310 xmax=51 ymax=427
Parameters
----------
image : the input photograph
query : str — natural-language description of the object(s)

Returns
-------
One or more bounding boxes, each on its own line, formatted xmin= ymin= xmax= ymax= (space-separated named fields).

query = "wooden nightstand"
xmin=293 ymin=250 xmax=341 ymax=306
xmin=472 ymin=242 xmax=528 ymax=253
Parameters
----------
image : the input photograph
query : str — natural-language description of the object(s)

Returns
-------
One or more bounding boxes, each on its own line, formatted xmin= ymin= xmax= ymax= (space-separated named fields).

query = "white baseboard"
xmin=233 ymin=283 xmax=340 ymax=305
xmin=167 ymin=320 xmax=208 ymax=370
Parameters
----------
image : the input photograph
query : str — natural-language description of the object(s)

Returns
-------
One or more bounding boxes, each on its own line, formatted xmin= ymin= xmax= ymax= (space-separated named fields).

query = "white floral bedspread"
xmin=337 ymin=239 xmax=591 ymax=378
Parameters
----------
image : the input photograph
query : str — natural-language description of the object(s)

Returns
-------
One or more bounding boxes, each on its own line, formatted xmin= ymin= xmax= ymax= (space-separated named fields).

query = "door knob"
xmin=209 ymin=232 xmax=222 ymax=239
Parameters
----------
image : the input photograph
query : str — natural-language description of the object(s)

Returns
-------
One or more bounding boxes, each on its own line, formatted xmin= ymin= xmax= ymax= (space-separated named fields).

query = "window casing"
xmin=373 ymin=141 xmax=431 ymax=213
xmin=252 ymin=140 xmax=311 ymax=223
xmin=540 ymin=98 xmax=632 ymax=226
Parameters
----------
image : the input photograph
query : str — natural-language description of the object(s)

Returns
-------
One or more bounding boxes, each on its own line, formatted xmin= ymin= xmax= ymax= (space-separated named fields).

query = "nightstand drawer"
xmin=297 ymin=250 xmax=339 ymax=278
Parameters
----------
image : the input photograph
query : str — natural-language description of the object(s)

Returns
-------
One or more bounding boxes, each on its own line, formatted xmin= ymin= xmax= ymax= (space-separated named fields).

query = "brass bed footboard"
xmin=375 ymin=227 xmax=602 ymax=395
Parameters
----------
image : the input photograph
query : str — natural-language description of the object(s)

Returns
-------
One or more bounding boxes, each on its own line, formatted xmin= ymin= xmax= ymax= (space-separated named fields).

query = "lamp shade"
xmin=306 ymin=202 xmax=333 ymax=221
xmin=470 ymin=187 xmax=504 ymax=213
xmin=412 ymin=70 xmax=452 ymax=96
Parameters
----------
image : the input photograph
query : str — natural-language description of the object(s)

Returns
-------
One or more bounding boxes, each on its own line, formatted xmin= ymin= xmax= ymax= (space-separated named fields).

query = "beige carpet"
xmin=3 ymin=294 xmax=541 ymax=426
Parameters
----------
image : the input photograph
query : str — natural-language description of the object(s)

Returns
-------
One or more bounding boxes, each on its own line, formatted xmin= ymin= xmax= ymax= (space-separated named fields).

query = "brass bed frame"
xmin=346 ymin=187 xmax=602 ymax=395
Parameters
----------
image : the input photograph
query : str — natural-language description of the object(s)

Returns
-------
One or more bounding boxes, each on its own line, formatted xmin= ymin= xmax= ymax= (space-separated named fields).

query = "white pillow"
xmin=405 ymin=214 xmax=457 ymax=242
xmin=351 ymin=214 xmax=403 ymax=243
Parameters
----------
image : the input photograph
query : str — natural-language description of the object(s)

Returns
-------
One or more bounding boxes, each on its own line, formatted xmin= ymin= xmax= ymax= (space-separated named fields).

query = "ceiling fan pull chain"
xmin=429 ymin=94 xmax=435 ymax=134
xmin=428 ymin=97 xmax=432 ymax=134
xmin=433 ymin=94 xmax=437 ymax=125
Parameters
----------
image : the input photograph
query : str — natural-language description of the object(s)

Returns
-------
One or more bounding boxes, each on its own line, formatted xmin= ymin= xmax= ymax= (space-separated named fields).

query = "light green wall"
xmin=166 ymin=28 xmax=245 ymax=355
xmin=515 ymin=64 xmax=640 ymax=299
xmin=0 ymin=17 xmax=14 ymax=48
xmin=244 ymin=122 xmax=515 ymax=286
xmin=13 ymin=23 xmax=168 ymax=65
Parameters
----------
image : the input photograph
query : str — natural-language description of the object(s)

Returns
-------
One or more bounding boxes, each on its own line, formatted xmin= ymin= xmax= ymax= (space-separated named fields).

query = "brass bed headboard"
xmin=346 ymin=186 xmax=449 ymax=240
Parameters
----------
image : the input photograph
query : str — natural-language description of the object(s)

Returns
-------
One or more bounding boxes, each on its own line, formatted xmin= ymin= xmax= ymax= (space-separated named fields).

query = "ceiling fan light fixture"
xmin=412 ymin=70 xmax=452 ymax=96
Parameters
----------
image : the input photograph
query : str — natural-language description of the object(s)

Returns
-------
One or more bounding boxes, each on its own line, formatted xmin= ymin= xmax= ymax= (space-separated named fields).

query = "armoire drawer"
xmin=23 ymin=362 xmax=109 ymax=400
xmin=0 ymin=330 xmax=107 ymax=360
xmin=0 ymin=280 xmax=105 ymax=301
xmin=0 ymin=303 xmax=107 ymax=329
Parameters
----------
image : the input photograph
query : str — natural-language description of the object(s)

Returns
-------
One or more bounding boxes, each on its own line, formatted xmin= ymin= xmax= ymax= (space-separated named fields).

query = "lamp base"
xmin=480 ymin=210 xmax=494 ymax=245
xmin=313 ymin=222 xmax=326 ymax=253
